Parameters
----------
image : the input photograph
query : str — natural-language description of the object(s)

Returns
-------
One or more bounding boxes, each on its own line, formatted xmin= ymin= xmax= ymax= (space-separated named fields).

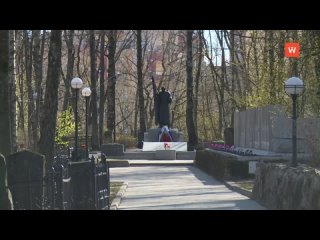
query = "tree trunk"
xmin=39 ymin=30 xmax=62 ymax=171
xmin=63 ymin=30 xmax=75 ymax=111
xmin=229 ymin=30 xmax=236 ymax=127
xmin=25 ymin=30 xmax=36 ymax=150
xmin=89 ymin=30 xmax=99 ymax=150
xmin=98 ymin=31 xmax=106 ymax=146
xmin=133 ymin=89 xmax=138 ymax=138
xmin=8 ymin=30 xmax=17 ymax=153
xmin=0 ymin=30 xmax=12 ymax=157
xmin=32 ymin=30 xmax=43 ymax=152
xmin=136 ymin=30 xmax=146 ymax=148
xmin=268 ymin=30 xmax=276 ymax=101
xmin=194 ymin=30 xmax=203 ymax=138
xmin=106 ymin=30 xmax=117 ymax=143
xmin=186 ymin=30 xmax=198 ymax=150
xmin=17 ymin=31 xmax=26 ymax=147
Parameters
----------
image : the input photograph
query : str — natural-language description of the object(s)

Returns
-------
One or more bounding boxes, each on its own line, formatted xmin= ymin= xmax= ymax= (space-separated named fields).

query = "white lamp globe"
xmin=82 ymin=87 xmax=92 ymax=97
xmin=284 ymin=77 xmax=304 ymax=95
xmin=71 ymin=77 xmax=83 ymax=89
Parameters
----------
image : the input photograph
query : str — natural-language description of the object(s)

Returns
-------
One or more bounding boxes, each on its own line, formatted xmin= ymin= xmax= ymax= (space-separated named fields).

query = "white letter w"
xmin=288 ymin=47 xmax=296 ymax=53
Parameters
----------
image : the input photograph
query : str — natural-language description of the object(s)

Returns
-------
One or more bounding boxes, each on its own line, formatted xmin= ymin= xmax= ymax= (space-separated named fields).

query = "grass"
xmin=110 ymin=182 xmax=124 ymax=204
xmin=236 ymin=181 xmax=254 ymax=191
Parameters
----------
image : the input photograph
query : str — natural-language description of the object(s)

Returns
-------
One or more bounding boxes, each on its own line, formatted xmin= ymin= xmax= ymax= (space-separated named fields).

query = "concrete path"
xmin=110 ymin=166 xmax=266 ymax=210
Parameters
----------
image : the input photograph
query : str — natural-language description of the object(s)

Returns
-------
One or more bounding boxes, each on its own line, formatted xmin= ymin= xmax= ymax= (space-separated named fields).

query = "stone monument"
xmin=143 ymin=76 xmax=186 ymax=152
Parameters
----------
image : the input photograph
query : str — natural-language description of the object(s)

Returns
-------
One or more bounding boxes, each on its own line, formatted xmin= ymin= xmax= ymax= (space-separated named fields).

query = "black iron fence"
xmin=91 ymin=154 xmax=110 ymax=210
xmin=6 ymin=152 xmax=110 ymax=210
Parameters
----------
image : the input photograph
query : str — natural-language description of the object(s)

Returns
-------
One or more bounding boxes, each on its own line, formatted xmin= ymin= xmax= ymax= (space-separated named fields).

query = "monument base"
xmin=143 ymin=142 xmax=187 ymax=151
xmin=155 ymin=150 xmax=176 ymax=160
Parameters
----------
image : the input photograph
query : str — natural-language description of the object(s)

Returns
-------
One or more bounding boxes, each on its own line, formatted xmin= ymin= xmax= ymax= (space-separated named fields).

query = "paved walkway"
xmin=110 ymin=165 xmax=266 ymax=210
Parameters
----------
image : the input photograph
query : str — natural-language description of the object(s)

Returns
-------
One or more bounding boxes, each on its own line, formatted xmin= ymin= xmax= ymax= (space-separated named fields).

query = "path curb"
xmin=224 ymin=181 xmax=253 ymax=199
xmin=110 ymin=182 xmax=128 ymax=210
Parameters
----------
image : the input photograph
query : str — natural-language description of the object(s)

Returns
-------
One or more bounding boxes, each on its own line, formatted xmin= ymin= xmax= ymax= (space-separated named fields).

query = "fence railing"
xmin=7 ymin=152 xmax=110 ymax=210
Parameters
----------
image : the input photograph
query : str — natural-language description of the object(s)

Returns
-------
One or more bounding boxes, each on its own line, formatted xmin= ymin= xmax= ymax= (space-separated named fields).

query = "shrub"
xmin=55 ymin=106 xmax=75 ymax=147
xmin=117 ymin=135 xmax=137 ymax=149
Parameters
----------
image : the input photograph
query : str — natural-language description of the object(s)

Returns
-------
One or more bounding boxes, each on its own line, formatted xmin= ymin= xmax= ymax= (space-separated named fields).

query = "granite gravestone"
xmin=69 ymin=161 xmax=94 ymax=209
xmin=6 ymin=150 xmax=45 ymax=210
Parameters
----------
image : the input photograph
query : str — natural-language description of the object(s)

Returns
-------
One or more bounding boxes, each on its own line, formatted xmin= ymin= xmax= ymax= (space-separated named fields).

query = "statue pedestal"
xmin=142 ymin=142 xmax=187 ymax=151
xmin=155 ymin=150 xmax=176 ymax=160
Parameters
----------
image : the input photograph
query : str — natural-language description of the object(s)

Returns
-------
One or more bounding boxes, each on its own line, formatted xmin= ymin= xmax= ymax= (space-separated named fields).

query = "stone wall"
xmin=252 ymin=163 xmax=320 ymax=209
xmin=195 ymin=149 xmax=250 ymax=180
xmin=234 ymin=105 xmax=320 ymax=153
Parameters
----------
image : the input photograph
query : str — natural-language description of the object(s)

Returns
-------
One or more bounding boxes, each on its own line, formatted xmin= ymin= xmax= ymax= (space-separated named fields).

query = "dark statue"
xmin=151 ymin=75 xmax=175 ymax=142
xmin=157 ymin=87 xmax=172 ymax=127
xmin=151 ymin=76 xmax=172 ymax=128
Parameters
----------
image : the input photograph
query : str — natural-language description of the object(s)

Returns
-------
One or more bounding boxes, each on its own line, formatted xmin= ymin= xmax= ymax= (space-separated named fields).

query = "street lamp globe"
xmin=284 ymin=77 xmax=304 ymax=95
xmin=82 ymin=87 xmax=92 ymax=97
xmin=33 ymin=92 xmax=38 ymax=100
xmin=71 ymin=77 xmax=83 ymax=89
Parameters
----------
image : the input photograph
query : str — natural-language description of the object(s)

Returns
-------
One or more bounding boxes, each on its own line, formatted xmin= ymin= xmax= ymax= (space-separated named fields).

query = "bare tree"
xmin=106 ymin=30 xmax=117 ymax=143
xmin=62 ymin=30 xmax=75 ymax=111
xmin=8 ymin=30 xmax=17 ymax=153
xmin=98 ymin=30 xmax=106 ymax=146
xmin=32 ymin=30 xmax=45 ymax=151
xmin=24 ymin=30 xmax=37 ymax=150
xmin=0 ymin=30 xmax=12 ymax=156
xmin=136 ymin=30 xmax=146 ymax=148
xmin=186 ymin=30 xmax=198 ymax=150
xmin=89 ymin=30 xmax=99 ymax=150
xmin=39 ymin=30 xmax=62 ymax=170
xmin=194 ymin=30 xmax=203 ymax=137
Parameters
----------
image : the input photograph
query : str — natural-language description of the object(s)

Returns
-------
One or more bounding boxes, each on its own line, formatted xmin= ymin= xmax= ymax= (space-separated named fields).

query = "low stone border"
xmin=107 ymin=160 xmax=130 ymax=167
xmin=110 ymin=182 xmax=128 ymax=210
xmin=224 ymin=181 xmax=252 ymax=199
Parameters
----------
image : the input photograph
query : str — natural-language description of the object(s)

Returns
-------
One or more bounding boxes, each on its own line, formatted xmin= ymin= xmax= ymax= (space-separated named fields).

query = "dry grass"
xmin=110 ymin=182 xmax=124 ymax=204
xmin=236 ymin=180 xmax=254 ymax=191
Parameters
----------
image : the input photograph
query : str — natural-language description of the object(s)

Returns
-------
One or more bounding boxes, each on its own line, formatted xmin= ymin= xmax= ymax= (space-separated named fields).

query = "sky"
xmin=203 ymin=30 xmax=230 ymax=66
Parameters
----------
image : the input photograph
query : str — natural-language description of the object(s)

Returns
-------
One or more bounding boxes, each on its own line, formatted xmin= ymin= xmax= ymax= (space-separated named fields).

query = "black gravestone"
xmin=69 ymin=161 xmax=94 ymax=209
xmin=101 ymin=144 xmax=124 ymax=156
xmin=6 ymin=150 xmax=45 ymax=210
xmin=224 ymin=127 xmax=234 ymax=145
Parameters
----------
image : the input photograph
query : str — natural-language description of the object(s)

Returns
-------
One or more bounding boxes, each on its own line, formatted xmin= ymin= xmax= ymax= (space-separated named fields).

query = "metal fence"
xmin=7 ymin=153 xmax=110 ymax=210
xmin=91 ymin=154 xmax=110 ymax=210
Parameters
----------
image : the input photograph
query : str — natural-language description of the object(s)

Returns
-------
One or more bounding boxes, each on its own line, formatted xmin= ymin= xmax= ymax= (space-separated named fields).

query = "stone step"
xmin=129 ymin=160 xmax=194 ymax=166
xmin=106 ymin=151 xmax=196 ymax=160
xmin=143 ymin=142 xmax=187 ymax=151
xmin=176 ymin=151 xmax=196 ymax=160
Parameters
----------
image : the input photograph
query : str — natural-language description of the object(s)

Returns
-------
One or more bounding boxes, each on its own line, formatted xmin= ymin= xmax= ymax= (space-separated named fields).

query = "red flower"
xmin=164 ymin=142 xmax=171 ymax=150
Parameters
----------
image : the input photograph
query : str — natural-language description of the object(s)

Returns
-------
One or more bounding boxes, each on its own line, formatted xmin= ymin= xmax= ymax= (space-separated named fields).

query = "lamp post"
xmin=284 ymin=77 xmax=304 ymax=167
xmin=82 ymin=87 xmax=91 ymax=160
xmin=71 ymin=77 xmax=83 ymax=161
